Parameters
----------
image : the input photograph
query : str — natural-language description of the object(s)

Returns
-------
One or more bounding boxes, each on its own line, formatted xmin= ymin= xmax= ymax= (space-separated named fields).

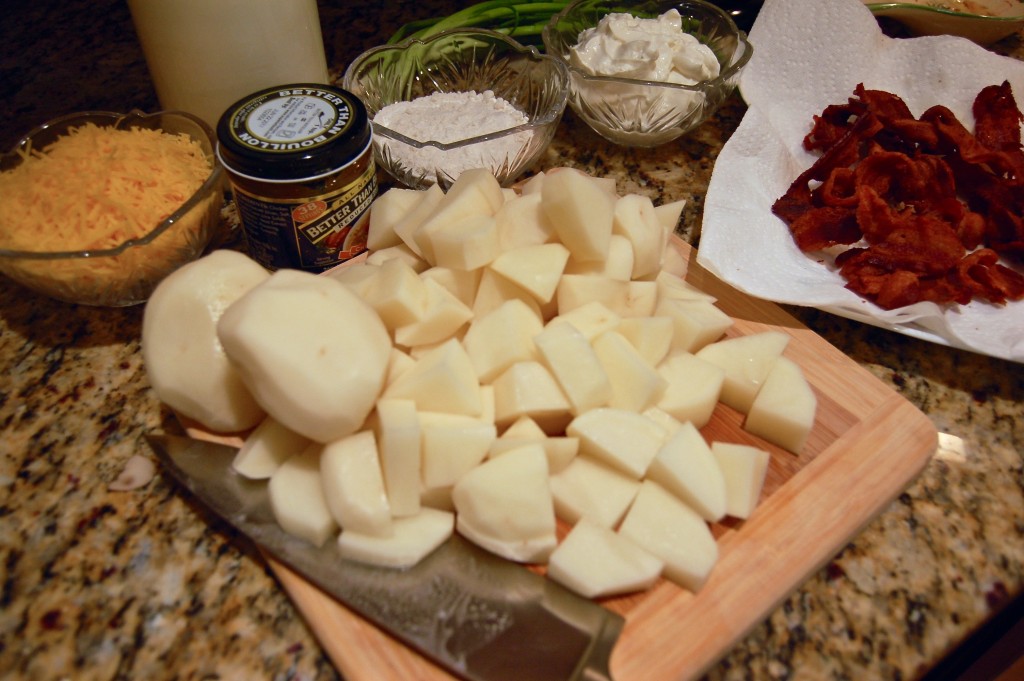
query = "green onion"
xmin=387 ymin=0 xmax=572 ymax=47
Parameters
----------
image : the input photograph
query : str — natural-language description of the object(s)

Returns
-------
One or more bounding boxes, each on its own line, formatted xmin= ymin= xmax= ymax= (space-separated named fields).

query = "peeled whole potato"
xmin=141 ymin=249 xmax=269 ymax=433
xmin=217 ymin=269 xmax=392 ymax=443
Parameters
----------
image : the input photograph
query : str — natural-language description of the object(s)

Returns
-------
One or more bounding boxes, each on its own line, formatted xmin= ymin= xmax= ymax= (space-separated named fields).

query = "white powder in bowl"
xmin=372 ymin=90 xmax=534 ymax=184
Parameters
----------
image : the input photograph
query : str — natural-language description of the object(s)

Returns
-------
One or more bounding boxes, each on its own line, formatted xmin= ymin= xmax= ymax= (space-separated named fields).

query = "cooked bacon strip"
xmin=974 ymin=81 xmax=1024 ymax=154
xmin=773 ymin=82 xmax=1024 ymax=310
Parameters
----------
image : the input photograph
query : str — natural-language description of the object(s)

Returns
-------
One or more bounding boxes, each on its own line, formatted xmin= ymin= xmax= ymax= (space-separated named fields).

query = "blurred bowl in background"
xmin=543 ymin=0 xmax=752 ymax=147
xmin=0 ymin=110 xmax=224 ymax=307
xmin=343 ymin=28 xmax=569 ymax=189
xmin=864 ymin=0 xmax=1024 ymax=45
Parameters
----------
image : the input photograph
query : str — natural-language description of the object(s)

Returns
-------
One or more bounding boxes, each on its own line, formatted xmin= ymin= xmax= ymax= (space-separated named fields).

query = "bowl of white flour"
xmin=343 ymin=28 xmax=570 ymax=189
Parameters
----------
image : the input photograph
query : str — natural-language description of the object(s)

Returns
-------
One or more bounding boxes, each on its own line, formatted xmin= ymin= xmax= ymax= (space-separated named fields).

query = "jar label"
xmin=233 ymin=162 xmax=377 ymax=272
xmin=227 ymin=87 xmax=357 ymax=155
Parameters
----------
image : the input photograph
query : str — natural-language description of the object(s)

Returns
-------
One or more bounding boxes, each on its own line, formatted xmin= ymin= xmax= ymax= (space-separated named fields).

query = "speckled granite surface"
xmin=1 ymin=2 xmax=1022 ymax=680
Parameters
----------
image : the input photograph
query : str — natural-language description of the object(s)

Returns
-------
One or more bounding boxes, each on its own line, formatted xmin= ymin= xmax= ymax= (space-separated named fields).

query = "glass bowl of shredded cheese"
xmin=543 ymin=0 xmax=752 ymax=147
xmin=0 ymin=109 xmax=225 ymax=306
xmin=343 ymin=28 xmax=570 ymax=189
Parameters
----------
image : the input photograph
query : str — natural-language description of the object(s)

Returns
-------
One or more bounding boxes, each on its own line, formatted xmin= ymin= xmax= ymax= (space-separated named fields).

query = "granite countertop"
xmin=1 ymin=1 xmax=1022 ymax=680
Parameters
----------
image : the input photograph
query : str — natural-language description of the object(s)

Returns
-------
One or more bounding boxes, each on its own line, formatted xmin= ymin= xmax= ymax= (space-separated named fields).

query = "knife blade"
xmin=146 ymin=433 xmax=624 ymax=681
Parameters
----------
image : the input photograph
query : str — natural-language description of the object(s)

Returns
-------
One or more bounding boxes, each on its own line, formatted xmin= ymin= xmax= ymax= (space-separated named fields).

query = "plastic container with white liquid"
xmin=127 ymin=0 xmax=330 ymax=129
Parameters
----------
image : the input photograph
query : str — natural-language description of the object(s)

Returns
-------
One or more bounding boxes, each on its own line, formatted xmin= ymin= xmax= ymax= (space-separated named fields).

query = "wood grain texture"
xmin=200 ymin=237 xmax=938 ymax=681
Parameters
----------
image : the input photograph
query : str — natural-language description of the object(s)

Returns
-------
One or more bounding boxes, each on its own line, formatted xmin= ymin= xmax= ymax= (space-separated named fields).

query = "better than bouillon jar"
xmin=216 ymin=83 xmax=377 ymax=273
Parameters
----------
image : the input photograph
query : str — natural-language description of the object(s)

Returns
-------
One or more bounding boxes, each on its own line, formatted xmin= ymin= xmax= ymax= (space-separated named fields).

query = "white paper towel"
xmin=697 ymin=0 xmax=1024 ymax=362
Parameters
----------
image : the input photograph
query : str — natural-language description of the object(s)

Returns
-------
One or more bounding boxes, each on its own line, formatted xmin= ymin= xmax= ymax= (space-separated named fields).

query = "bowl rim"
xmin=0 ymin=108 xmax=223 ymax=261
xmin=342 ymin=27 xmax=570 ymax=149
xmin=864 ymin=1 xmax=1024 ymax=21
xmin=541 ymin=0 xmax=754 ymax=91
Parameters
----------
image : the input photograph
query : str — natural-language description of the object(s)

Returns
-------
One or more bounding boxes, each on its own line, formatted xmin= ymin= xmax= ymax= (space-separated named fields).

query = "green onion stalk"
xmin=387 ymin=0 xmax=572 ymax=47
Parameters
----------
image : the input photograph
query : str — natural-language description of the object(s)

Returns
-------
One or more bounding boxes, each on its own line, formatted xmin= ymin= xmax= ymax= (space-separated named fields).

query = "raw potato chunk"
xmin=615 ymin=316 xmax=673 ymax=367
xmin=462 ymin=299 xmax=542 ymax=383
xmin=567 ymin=408 xmax=668 ymax=478
xmin=535 ymin=320 xmax=611 ymax=415
xmin=656 ymin=353 xmax=725 ymax=429
xmin=660 ymin=244 xmax=688 ymax=277
xmin=393 ymin=278 xmax=473 ymax=348
xmin=613 ymin=193 xmax=665 ymax=280
xmin=623 ymin=281 xmax=658 ymax=318
xmin=564 ymin=234 xmax=634 ymax=281
xmin=541 ymin=167 xmax=615 ymax=262
xmin=371 ymin=398 xmax=421 ymax=517
xmin=494 ymin=192 xmax=554 ymax=250
xmin=549 ymin=302 xmax=621 ymax=341
xmin=548 ymin=518 xmax=663 ymax=598
xmin=367 ymin=187 xmax=422 ymax=251
xmin=427 ymin=214 xmax=500 ymax=271
xmin=642 ymin=406 xmax=684 ymax=436
xmin=217 ymin=269 xmax=391 ymax=443
xmin=491 ymin=361 xmax=572 ymax=433
xmin=473 ymin=268 xmax=544 ymax=319
xmin=618 ymin=480 xmax=718 ymax=592
xmin=646 ymin=421 xmax=727 ymax=522
xmin=361 ymin=256 xmax=427 ymax=330
xmin=383 ymin=338 xmax=482 ymax=417
xmin=656 ymin=270 xmax=716 ymax=303
xmin=519 ymin=170 xmax=546 ymax=195
xmin=489 ymin=243 xmax=570 ymax=304
xmin=392 ymin=183 xmax=444 ymax=256
xmin=696 ymin=331 xmax=790 ymax=413
xmin=550 ymin=455 xmax=639 ymax=528
xmin=491 ymin=416 xmax=578 ymax=473
xmin=504 ymin=415 xmax=547 ymax=438
xmin=654 ymin=198 xmax=686 ymax=233
xmin=452 ymin=445 xmax=557 ymax=563
xmin=385 ymin=347 xmax=416 ymax=388
xmin=420 ymin=266 xmax=480 ymax=308
xmin=556 ymin=274 xmax=628 ymax=316
xmin=366 ymin=243 xmax=427 ymax=272
xmin=142 ymin=249 xmax=269 ymax=433
xmin=320 ymin=431 xmax=392 ymax=537
xmin=712 ymin=442 xmax=770 ymax=519
xmin=420 ymin=413 xmax=496 ymax=489
xmin=327 ymin=261 xmax=379 ymax=296
xmin=268 ymin=445 xmax=337 ymax=547
xmin=338 ymin=507 xmax=454 ymax=569
xmin=490 ymin=436 xmax=578 ymax=474
xmin=233 ymin=417 xmax=311 ymax=480
xmin=415 ymin=168 xmax=504 ymax=263
xmin=656 ymin=297 xmax=733 ymax=353
xmin=744 ymin=356 xmax=816 ymax=454
xmin=592 ymin=330 xmax=668 ymax=412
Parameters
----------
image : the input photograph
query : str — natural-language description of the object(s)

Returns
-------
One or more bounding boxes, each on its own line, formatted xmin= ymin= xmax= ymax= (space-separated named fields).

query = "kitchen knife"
xmin=146 ymin=433 xmax=624 ymax=681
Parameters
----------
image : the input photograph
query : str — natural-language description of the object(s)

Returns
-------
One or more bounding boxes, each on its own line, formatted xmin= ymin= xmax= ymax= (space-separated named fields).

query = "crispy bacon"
xmin=772 ymin=81 xmax=1024 ymax=310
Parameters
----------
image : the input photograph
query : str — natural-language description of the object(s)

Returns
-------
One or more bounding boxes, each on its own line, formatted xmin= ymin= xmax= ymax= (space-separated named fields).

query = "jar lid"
xmin=216 ymin=84 xmax=371 ymax=181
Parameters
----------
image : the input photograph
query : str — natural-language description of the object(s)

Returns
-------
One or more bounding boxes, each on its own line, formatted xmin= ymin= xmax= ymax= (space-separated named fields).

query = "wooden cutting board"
xmin=194 ymin=236 xmax=938 ymax=681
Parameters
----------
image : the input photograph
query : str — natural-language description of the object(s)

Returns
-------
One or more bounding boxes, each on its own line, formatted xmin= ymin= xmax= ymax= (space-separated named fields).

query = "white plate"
xmin=697 ymin=0 xmax=1024 ymax=363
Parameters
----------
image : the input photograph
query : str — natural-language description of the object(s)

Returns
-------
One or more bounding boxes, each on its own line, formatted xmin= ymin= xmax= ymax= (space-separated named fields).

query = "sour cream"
xmin=569 ymin=9 xmax=721 ymax=85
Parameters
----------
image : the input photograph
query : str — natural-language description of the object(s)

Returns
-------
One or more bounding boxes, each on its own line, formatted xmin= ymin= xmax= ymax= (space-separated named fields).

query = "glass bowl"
xmin=0 ymin=109 xmax=225 ymax=307
xmin=342 ymin=28 xmax=570 ymax=189
xmin=864 ymin=0 xmax=1024 ymax=45
xmin=542 ymin=0 xmax=753 ymax=147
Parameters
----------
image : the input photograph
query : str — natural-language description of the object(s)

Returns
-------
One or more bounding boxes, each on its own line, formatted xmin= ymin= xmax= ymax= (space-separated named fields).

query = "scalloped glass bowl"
xmin=342 ymin=28 xmax=570 ymax=189
xmin=0 ymin=110 xmax=224 ymax=306
xmin=543 ymin=0 xmax=753 ymax=147
xmin=864 ymin=0 xmax=1024 ymax=45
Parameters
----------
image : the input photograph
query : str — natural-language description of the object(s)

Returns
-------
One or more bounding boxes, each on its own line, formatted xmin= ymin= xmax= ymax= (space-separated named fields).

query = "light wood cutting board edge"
xmin=196 ymin=236 xmax=939 ymax=681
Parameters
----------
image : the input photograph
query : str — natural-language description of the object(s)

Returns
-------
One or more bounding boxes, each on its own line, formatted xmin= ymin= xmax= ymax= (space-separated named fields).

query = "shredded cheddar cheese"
xmin=0 ymin=122 xmax=222 ymax=305
xmin=0 ymin=122 xmax=211 ymax=252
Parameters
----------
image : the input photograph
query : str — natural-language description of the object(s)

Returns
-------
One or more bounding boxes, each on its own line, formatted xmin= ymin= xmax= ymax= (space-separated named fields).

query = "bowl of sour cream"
xmin=543 ymin=0 xmax=753 ymax=147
